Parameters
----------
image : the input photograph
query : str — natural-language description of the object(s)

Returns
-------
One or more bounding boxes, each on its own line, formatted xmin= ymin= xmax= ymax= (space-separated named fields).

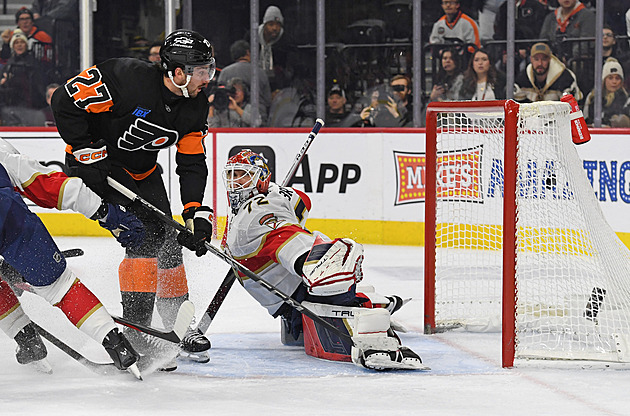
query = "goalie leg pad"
xmin=350 ymin=308 xmax=426 ymax=371
xmin=302 ymin=236 xmax=364 ymax=297
xmin=301 ymin=301 xmax=356 ymax=362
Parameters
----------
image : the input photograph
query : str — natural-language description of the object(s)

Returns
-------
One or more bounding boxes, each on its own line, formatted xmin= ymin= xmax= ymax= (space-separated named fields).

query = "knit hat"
xmin=263 ymin=5 xmax=284 ymax=26
xmin=10 ymin=29 xmax=28 ymax=50
xmin=15 ymin=7 xmax=33 ymax=23
xmin=602 ymin=60 xmax=624 ymax=82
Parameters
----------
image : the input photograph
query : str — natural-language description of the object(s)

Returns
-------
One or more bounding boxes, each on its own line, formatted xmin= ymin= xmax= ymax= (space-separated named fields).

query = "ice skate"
xmin=124 ymin=328 xmax=181 ymax=372
xmin=178 ymin=327 xmax=210 ymax=363
xmin=102 ymin=328 xmax=142 ymax=379
xmin=14 ymin=323 xmax=52 ymax=374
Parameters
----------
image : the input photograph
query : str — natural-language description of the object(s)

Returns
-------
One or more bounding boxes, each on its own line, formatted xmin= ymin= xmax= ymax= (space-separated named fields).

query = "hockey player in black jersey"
xmin=51 ymin=30 xmax=214 ymax=368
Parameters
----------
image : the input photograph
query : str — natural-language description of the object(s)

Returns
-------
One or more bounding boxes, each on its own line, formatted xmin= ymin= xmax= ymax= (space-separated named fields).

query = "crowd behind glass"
xmin=0 ymin=0 xmax=628 ymax=128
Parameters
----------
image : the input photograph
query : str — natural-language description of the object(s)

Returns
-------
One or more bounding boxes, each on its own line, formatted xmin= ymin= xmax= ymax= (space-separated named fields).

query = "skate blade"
xmin=127 ymin=363 xmax=143 ymax=380
xmin=28 ymin=358 xmax=53 ymax=374
xmin=364 ymin=355 xmax=430 ymax=371
xmin=178 ymin=350 xmax=210 ymax=364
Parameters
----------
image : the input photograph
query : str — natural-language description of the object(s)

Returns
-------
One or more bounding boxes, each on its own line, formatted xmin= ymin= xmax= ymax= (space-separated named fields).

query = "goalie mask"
xmin=161 ymin=29 xmax=216 ymax=98
xmin=222 ymin=149 xmax=271 ymax=213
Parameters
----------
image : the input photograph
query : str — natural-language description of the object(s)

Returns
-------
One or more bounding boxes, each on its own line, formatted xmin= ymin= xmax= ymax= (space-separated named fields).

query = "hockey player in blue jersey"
xmin=0 ymin=138 xmax=144 ymax=376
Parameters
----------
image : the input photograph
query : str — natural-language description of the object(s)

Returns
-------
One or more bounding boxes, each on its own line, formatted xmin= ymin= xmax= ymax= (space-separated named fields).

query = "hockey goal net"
xmin=424 ymin=100 xmax=630 ymax=367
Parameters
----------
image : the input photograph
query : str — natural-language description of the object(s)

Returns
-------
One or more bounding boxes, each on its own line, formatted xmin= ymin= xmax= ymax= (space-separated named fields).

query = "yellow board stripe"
xmin=36 ymin=213 xmax=630 ymax=250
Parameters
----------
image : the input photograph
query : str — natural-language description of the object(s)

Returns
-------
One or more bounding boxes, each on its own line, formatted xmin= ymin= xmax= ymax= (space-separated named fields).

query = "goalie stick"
xmin=106 ymin=175 xmax=356 ymax=345
xmin=196 ymin=118 xmax=325 ymax=334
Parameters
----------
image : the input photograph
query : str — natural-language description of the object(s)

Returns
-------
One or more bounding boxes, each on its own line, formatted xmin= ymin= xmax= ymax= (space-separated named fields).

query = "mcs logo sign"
xmin=394 ymin=146 xmax=483 ymax=205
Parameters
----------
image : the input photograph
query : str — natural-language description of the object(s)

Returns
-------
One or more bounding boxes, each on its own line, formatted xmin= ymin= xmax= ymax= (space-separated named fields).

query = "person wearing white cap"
xmin=583 ymin=59 xmax=630 ymax=127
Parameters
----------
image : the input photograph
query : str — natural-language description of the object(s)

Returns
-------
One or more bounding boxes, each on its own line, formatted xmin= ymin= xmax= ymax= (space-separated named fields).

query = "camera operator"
xmin=208 ymin=77 xmax=262 ymax=127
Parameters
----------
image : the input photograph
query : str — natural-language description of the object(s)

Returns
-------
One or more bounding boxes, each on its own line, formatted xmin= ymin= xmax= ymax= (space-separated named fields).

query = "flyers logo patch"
xmin=118 ymin=118 xmax=179 ymax=151
xmin=65 ymin=66 xmax=113 ymax=112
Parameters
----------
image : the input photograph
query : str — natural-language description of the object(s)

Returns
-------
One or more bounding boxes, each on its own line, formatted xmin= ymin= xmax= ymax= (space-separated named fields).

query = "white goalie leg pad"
xmin=302 ymin=236 xmax=364 ymax=297
xmin=351 ymin=308 xmax=426 ymax=371
xmin=31 ymin=267 xmax=75 ymax=305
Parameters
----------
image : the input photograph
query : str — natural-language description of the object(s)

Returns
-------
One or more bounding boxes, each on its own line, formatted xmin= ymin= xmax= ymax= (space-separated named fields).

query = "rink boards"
xmin=2 ymin=128 xmax=630 ymax=246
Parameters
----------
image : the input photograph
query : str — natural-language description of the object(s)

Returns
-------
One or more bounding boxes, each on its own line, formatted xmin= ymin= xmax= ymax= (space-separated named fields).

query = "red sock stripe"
xmin=55 ymin=279 xmax=103 ymax=327
xmin=0 ymin=280 xmax=20 ymax=317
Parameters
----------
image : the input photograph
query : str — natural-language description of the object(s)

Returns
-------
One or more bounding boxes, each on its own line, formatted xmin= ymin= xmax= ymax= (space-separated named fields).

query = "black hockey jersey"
xmin=52 ymin=58 xmax=210 ymax=206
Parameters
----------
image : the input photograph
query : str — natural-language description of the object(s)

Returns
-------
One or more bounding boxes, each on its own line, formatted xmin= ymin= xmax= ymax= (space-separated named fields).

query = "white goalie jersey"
xmin=225 ymin=183 xmax=317 ymax=315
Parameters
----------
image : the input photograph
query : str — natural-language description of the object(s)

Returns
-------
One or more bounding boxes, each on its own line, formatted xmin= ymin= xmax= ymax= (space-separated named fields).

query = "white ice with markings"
xmin=0 ymin=237 xmax=628 ymax=415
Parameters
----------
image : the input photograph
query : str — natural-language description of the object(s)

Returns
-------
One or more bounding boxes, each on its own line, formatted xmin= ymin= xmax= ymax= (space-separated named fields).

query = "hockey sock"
xmin=156 ymin=263 xmax=189 ymax=328
xmin=0 ymin=279 xmax=30 ymax=339
xmin=54 ymin=279 xmax=116 ymax=342
xmin=119 ymin=257 xmax=158 ymax=326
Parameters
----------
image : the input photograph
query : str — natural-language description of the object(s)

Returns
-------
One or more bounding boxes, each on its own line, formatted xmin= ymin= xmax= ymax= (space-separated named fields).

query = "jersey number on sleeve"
xmin=65 ymin=67 xmax=114 ymax=113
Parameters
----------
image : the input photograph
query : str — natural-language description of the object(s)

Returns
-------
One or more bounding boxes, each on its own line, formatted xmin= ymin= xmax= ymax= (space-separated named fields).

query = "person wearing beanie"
xmin=0 ymin=27 xmax=46 ymax=111
xmin=0 ymin=7 xmax=53 ymax=64
xmin=257 ymin=5 xmax=292 ymax=92
xmin=513 ymin=42 xmax=582 ymax=103
xmin=583 ymin=59 xmax=630 ymax=127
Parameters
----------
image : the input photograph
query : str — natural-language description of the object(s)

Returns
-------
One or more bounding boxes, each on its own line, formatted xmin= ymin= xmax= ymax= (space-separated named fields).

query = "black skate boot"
xmin=179 ymin=327 xmax=211 ymax=363
xmin=123 ymin=328 xmax=180 ymax=372
xmin=14 ymin=323 xmax=52 ymax=373
xmin=102 ymin=328 xmax=141 ymax=378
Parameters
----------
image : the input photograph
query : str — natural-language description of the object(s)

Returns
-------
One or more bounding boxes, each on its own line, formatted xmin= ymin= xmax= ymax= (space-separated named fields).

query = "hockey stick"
xmin=30 ymin=321 xmax=118 ymax=375
xmin=106 ymin=177 xmax=355 ymax=344
xmin=13 ymin=281 xmax=194 ymax=344
xmin=197 ymin=117 xmax=325 ymax=334
xmin=61 ymin=248 xmax=84 ymax=258
xmin=112 ymin=300 xmax=195 ymax=343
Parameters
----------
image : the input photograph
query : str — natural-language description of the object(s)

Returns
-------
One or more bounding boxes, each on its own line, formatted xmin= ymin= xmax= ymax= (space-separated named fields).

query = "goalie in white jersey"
xmin=221 ymin=149 xmax=424 ymax=370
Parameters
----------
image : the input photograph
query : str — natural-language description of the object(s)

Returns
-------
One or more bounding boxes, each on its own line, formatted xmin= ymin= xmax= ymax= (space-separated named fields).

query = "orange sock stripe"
xmin=119 ymin=257 xmax=158 ymax=293
xmin=156 ymin=264 xmax=189 ymax=298
xmin=55 ymin=279 xmax=103 ymax=327
xmin=0 ymin=280 xmax=20 ymax=316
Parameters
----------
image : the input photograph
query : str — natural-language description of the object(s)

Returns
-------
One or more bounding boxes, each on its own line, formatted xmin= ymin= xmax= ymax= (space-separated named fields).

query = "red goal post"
xmin=424 ymin=99 xmax=630 ymax=368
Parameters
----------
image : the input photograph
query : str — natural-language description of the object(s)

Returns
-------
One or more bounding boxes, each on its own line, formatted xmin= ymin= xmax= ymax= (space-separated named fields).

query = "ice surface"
xmin=1 ymin=237 xmax=628 ymax=416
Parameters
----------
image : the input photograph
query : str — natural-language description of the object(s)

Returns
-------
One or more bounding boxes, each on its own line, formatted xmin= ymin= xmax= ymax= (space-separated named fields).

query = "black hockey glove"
xmin=177 ymin=206 xmax=213 ymax=257
xmin=72 ymin=139 xmax=111 ymax=195
xmin=92 ymin=202 xmax=145 ymax=248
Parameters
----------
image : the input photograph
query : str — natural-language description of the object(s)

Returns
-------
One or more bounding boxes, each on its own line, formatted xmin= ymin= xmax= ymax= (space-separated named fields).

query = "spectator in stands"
xmin=429 ymin=48 xmax=464 ymax=102
xmin=459 ymin=48 xmax=506 ymax=100
xmin=208 ymin=77 xmax=262 ymax=128
xmin=600 ymin=25 xmax=630 ymax=90
xmin=43 ymin=82 xmax=58 ymax=126
xmin=389 ymin=74 xmax=413 ymax=126
xmin=218 ymin=39 xmax=272 ymax=125
xmin=1 ymin=8 xmax=53 ymax=65
xmin=583 ymin=60 xmax=630 ymax=127
xmin=539 ymin=0 xmax=595 ymax=62
xmin=358 ymin=83 xmax=403 ymax=128
xmin=429 ymin=0 xmax=480 ymax=49
xmin=494 ymin=0 xmax=548 ymax=43
xmin=147 ymin=42 xmax=161 ymax=63
xmin=0 ymin=29 xmax=46 ymax=110
xmin=257 ymin=5 xmax=294 ymax=92
xmin=514 ymin=42 xmax=582 ymax=102
xmin=324 ymin=84 xmax=351 ymax=127
xmin=31 ymin=0 xmax=78 ymax=20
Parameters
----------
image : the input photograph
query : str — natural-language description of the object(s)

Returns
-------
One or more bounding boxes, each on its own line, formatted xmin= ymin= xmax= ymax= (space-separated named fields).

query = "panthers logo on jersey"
xmin=118 ymin=118 xmax=179 ymax=151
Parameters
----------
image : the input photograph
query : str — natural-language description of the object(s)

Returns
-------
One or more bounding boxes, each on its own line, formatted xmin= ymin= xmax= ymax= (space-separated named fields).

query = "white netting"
xmin=430 ymin=101 xmax=630 ymax=362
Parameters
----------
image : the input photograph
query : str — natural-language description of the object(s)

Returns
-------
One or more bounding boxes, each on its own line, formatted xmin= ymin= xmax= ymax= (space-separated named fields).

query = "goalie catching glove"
xmin=177 ymin=206 xmax=213 ymax=256
xmin=91 ymin=202 xmax=145 ymax=248
xmin=71 ymin=139 xmax=111 ymax=195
